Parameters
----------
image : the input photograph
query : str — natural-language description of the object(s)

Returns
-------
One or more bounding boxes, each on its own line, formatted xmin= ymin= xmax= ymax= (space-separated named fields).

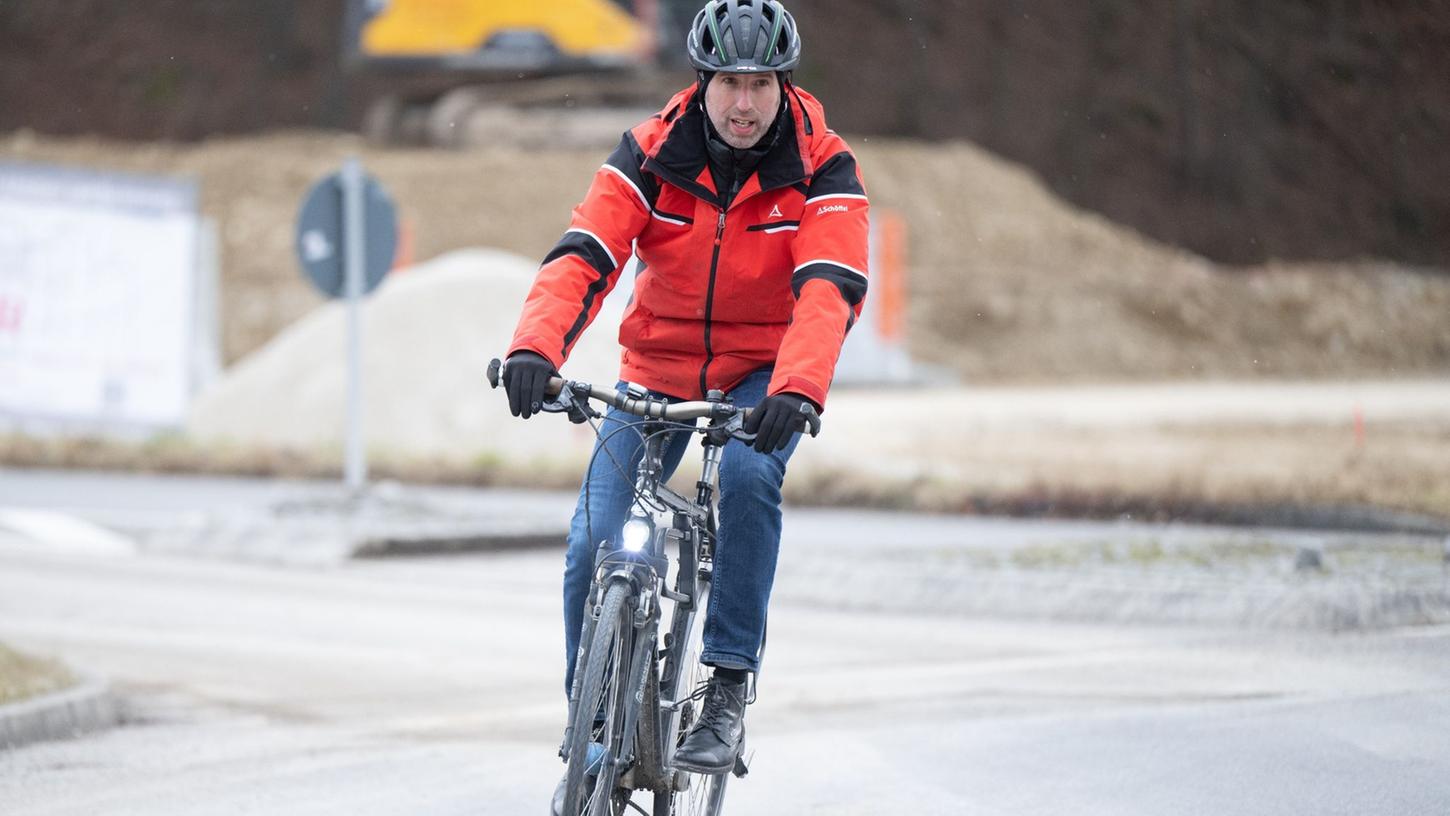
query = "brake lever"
xmin=539 ymin=382 xmax=601 ymax=424
xmin=723 ymin=412 xmax=755 ymax=444
xmin=725 ymin=402 xmax=823 ymax=444
xmin=489 ymin=357 xmax=595 ymax=423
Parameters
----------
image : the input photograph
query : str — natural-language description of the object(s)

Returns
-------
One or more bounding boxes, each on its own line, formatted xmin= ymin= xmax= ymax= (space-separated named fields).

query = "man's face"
xmin=704 ymin=72 xmax=781 ymax=149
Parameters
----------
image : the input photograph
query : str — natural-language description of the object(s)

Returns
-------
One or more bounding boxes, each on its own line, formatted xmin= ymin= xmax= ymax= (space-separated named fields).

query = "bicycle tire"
xmin=564 ymin=580 xmax=635 ymax=816
xmin=653 ymin=580 xmax=730 ymax=816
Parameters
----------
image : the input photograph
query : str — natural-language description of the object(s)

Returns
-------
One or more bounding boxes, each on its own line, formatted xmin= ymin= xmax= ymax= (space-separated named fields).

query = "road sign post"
xmin=295 ymin=157 xmax=398 ymax=496
xmin=341 ymin=158 xmax=366 ymax=491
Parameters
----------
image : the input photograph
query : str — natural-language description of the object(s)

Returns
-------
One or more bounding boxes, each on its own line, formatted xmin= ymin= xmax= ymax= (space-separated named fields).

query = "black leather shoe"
xmin=672 ymin=675 xmax=747 ymax=774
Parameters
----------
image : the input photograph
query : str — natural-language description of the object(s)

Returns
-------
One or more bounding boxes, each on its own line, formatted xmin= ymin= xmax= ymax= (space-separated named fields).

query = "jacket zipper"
xmin=699 ymin=208 xmax=726 ymax=397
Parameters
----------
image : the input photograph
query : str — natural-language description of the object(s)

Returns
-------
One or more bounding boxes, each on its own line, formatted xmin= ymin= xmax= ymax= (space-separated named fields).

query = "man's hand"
xmin=503 ymin=351 xmax=556 ymax=419
xmin=743 ymin=392 xmax=818 ymax=453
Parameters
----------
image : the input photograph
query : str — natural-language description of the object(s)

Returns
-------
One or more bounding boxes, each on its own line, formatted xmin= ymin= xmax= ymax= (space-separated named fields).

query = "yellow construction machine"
xmin=345 ymin=0 xmax=683 ymax=146
xmin=351 ymin=0 xmax=656 ymax=72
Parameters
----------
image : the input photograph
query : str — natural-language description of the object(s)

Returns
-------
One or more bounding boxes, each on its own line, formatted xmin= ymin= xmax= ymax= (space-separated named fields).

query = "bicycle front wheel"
xmin=563 ymin=580 xmax=635 ymax=816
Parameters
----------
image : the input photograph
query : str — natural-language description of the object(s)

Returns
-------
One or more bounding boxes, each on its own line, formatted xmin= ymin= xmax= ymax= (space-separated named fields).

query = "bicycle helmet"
xmin=686 ymin=0 xmax=801 ymax=74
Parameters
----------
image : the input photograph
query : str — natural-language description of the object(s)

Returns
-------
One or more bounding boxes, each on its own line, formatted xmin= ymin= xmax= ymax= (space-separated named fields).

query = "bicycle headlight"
xmin=621 ymin=517 xmax=652 ymax=552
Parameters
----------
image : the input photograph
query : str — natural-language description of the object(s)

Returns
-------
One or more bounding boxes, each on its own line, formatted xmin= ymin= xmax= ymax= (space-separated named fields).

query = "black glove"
xmin=743 ymin=392 xmax=817 ymax=453
xmin=502 ymin=351 xmax=555 ymax=419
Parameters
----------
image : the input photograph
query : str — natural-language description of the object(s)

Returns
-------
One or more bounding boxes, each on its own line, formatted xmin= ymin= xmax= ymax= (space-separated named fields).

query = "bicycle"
xmin=486 ymin=358 xmax=820 ymax=816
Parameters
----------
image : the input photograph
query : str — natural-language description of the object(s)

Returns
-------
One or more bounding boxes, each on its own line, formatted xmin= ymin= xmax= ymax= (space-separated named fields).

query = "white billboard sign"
xmin=0 ymin=162 xmax=201 ymax=430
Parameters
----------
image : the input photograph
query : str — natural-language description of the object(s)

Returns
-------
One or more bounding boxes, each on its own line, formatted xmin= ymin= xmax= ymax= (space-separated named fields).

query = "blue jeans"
xmin=562 ymin=368 xmax=800 ymax=693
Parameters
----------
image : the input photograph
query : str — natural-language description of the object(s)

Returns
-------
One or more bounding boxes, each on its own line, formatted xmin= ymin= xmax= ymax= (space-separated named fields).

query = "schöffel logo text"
xmin=816 ymin=204 xmax=850 ymax=216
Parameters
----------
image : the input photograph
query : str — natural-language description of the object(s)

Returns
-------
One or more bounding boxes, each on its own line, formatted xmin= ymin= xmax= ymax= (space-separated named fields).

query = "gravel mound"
xmin=187 ymin=248 xmax=622 ymax=470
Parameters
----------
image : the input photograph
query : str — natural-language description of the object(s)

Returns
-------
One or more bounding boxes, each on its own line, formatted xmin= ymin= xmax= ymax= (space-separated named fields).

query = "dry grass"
xmin=785 ymin=420 xmax=1450 ymax=524
xmin=0 ymin=643 xmax=74 ymax=706
xmin=0 ymin=432 xmax=561 ymax=491
xmin=6 ymin=420 xmax=1447 ymax=527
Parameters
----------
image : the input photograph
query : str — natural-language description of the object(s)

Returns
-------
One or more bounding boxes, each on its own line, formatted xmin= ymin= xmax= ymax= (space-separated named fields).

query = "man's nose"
xmin=734 ymin=86 xmax=755 ymax=111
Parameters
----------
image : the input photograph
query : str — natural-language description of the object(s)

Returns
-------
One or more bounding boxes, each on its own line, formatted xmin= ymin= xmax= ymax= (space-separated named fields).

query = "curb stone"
xmin=0 ymin=679 xmax=121 ymax=750
xmin=354 ymin=529 xmax=565 ymax=558
xmin=134 ymin=516 xmax=569 ymax=564
xmin=116 ymin=488 xmax=573 ymax=564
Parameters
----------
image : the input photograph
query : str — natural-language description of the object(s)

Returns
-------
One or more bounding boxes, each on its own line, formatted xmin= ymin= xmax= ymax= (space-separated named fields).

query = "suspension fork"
xmin=561 ymin=570 xmax=626 ymax=761
xmin=563 ymin=424 xmax=670 ymax=761
xmin=617 ymin=607 xmax=659 ymax=773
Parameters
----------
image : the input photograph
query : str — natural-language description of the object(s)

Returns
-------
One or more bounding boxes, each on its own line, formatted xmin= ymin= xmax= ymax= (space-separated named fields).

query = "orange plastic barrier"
xmin=875 ymin=209 xmax=907 ymax=341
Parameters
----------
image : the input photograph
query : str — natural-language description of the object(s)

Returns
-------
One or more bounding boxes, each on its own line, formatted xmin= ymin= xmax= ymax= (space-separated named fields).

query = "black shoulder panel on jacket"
xmin=806 ymin=151 xmax=865 ymax=199
xmin=605 ymin=132 xmax=660 ymax=207
xmin=544 ymin=230 xmax=616 ymax=279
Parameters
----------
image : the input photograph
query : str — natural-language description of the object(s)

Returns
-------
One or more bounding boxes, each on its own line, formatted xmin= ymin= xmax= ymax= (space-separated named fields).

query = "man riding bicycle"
xmin=500 ymin=1 xmax=867 ymax=809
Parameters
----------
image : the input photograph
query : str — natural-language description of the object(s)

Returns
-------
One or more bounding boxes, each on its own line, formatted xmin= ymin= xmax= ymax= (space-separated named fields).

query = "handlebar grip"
xmin=798 ymin=401 xmax=822 ymax=437
xmin=489 ymin=356 xmax=564 ymax=397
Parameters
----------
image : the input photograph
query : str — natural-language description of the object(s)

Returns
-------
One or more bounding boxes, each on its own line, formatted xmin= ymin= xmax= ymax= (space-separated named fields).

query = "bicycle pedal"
xmin=732 ymin=750 xmax=751 ymax=778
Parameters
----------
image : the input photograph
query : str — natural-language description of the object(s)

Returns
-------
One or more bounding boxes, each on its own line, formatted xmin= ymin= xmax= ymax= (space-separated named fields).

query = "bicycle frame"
xmin=563 ymin=416 xmax=722 ymax=797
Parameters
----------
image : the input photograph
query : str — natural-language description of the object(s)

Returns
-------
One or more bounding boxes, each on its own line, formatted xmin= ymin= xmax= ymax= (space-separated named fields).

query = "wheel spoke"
xmin=656 ymin=579 xmax=730 ymax=816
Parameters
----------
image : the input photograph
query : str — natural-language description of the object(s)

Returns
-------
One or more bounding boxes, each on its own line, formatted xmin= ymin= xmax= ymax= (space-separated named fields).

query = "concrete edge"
xmin=0 ymin=678 xmax=122 ymax=751
xmin=352 ymin=529 xmax=566 ymax=558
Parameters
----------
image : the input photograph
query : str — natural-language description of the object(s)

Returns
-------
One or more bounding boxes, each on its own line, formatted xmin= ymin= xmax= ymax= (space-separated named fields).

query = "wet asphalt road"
xmin=1 ymin=470 xmax=1448 ymax=815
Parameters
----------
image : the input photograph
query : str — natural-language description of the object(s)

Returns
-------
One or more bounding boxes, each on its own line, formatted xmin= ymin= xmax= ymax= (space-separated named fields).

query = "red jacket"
xmin=508 ymin=84 xmax=868 ymax=409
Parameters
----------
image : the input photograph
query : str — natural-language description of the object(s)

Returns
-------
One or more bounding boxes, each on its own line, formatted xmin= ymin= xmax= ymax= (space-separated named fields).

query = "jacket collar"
xmin=644 ymin=84 xmax=816 ymax=209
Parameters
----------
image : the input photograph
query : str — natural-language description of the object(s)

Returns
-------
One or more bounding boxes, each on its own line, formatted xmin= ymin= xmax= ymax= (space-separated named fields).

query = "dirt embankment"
xmin=857 ymin=139 xmax=1450 ymax=382
xmin=3 ymin=129 xmax=1447 ymax=384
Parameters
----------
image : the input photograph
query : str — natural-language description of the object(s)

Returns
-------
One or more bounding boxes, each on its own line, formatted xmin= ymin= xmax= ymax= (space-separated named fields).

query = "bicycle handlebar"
xmin=485 ymin=357 xmax=821 ymax=436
